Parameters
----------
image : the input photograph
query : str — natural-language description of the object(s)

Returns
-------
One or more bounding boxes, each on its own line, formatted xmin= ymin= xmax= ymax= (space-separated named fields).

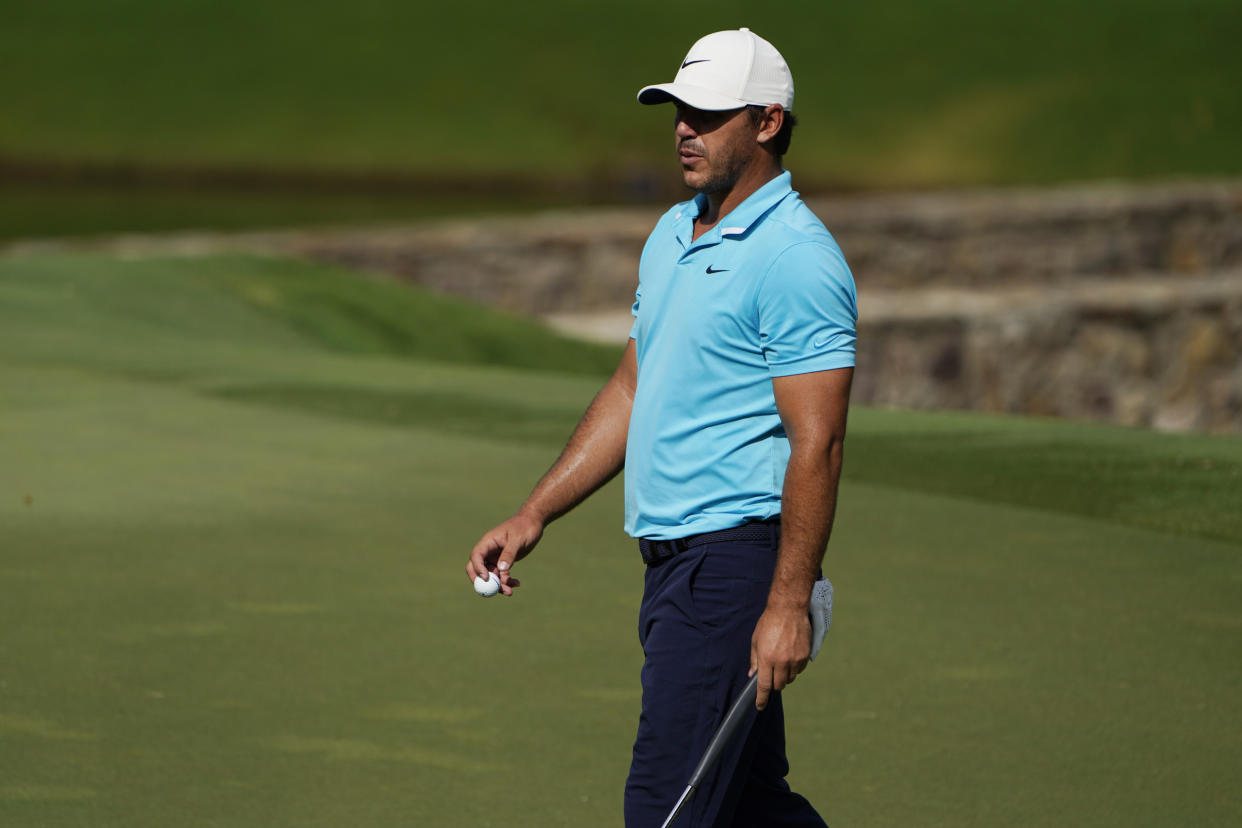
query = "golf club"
xmin=659 ymin=672 xmax=759 ymax=828
xmin=659 ymin=576 xmax=833 ymax=827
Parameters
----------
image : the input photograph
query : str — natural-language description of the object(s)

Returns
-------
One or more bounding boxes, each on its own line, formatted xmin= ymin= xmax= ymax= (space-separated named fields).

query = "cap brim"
xmin=636 ymin=83 xmax=747 ymax=110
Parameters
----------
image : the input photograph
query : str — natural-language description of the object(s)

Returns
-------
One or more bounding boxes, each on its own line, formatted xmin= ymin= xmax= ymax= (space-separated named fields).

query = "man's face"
xmin=673 ymin=103 xmax=762 ymax=194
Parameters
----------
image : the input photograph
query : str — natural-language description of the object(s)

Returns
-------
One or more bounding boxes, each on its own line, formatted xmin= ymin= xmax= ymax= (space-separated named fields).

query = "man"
xmin=467 ymin=28 xmax=856 ymax=827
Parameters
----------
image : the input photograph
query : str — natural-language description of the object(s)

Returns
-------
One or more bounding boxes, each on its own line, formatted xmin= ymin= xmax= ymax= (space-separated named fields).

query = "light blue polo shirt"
xmin=624 ymin=171 xmax=857 ymax=540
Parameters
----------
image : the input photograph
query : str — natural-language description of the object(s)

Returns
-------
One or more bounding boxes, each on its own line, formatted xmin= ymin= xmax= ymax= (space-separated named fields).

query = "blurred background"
xmin=2 ymin=3 xmax=1240 ymax=827
xmin=2 ymin=0 xmax=1239 ymax=236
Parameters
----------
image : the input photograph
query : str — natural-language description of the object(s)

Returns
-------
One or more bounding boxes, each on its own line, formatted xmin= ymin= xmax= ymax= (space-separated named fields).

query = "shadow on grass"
xmin=212 ymin=383 xmax=583 ymax=447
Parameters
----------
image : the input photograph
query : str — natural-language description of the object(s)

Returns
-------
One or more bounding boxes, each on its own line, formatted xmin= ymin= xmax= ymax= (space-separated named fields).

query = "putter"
xmin=659 ymin=577 xmax=833 ymax=828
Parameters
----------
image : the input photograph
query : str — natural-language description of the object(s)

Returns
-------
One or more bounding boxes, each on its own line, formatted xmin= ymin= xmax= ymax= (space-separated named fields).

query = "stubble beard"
xmin=681 ymin=146 xmax=745 ymax=196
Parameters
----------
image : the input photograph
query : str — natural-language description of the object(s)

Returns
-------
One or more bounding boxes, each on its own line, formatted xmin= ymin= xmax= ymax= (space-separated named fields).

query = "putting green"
xmin=1 ymin=253 xmax=1238 ymax=826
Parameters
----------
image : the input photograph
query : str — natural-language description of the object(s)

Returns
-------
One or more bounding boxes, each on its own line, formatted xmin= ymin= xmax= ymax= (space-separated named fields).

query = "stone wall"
xmin=286 ymin=210 xmax=653 ymax=315
xmin=283 ymin=180 xmax=1241 ymax=432
xmin=855 ymin=276 xmax=1242 ymax=432
xmin=288 ymin=180 xmax=1242 ymax=311
xmin=812 ymin=181 xmax=1242 ymax=288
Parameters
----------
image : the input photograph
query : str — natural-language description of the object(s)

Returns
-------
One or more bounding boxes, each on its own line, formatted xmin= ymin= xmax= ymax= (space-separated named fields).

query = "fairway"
xmin=2 ymin=253 xmax=1240 ymax=826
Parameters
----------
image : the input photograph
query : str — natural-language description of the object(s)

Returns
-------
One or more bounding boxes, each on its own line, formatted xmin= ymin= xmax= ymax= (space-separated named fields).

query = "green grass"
xmin=0 ymin=183 xmax=579 ymax=241
xmin=0 ymin=253 xmax=621 ymax=377
xmin=847 ymin=409 xmax=1242 ymax=545
xmin=2 ymin=253 xmax=1240 ymax=826
xmin=2 ymin=0 xmax=1239 ymax=188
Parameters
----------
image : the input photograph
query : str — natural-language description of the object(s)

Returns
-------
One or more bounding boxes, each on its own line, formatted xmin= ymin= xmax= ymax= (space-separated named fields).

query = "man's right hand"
xmin=466 ymin=512 xmax=544 ymax=596
xmin=464 ymin=342 xmax=637 ymax=597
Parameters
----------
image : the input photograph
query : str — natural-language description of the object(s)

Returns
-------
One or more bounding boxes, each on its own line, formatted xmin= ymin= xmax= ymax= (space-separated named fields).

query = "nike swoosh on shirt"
xmin=705 ymin=265 xmax=729 ymax=274
xmin=813 ymin=334 xmax=834 ymax=348
xmin=681 ymin=59 xmax=710 ymax=69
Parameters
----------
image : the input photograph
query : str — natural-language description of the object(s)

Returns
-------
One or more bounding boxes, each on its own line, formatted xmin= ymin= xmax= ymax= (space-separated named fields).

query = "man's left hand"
xmin=749 ymin=604 xmax=812 ymax=710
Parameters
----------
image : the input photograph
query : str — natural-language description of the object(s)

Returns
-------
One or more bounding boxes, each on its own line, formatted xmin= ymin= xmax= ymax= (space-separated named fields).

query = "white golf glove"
xmin=808 ymin=576 xmax=834 ymax=660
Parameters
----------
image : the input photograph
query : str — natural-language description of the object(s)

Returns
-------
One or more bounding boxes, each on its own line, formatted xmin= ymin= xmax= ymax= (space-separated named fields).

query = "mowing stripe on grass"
xmin=2 ymin=251 xmax=1239 ymax=827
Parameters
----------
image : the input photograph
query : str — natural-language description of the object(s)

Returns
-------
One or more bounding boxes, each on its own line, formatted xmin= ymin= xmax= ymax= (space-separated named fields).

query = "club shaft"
xmin=660 ymin=673 xmax=760 ymax=826
xmin=688 ymin=673 xmax=759 ymax=788
xmin=660 ymin=785 xmax=694 ymax=828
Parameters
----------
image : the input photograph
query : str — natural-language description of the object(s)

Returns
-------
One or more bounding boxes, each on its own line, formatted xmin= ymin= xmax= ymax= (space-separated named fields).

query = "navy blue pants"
xmin=623 ymin=525 xmax=828 ymax=827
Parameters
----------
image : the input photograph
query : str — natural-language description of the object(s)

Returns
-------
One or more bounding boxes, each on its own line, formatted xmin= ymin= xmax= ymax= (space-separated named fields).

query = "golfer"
xmin=468 ymin=28 xmax=856 ymax=827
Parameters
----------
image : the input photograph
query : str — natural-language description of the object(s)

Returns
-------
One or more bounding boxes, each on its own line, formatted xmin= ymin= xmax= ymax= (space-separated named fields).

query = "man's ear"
xmin=756 ymin=105 xmax=784 ymax=146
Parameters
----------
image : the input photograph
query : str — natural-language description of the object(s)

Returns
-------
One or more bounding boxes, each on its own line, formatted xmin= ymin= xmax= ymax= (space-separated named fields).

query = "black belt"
xmin=638 ymin=517 xmax=780 ymax=566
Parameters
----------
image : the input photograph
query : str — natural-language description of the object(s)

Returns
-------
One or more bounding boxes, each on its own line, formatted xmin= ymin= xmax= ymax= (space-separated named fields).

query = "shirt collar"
xmin=716 ymin=169 xmax=794 ymax=237
xmin=674 ymin=170 xmax=794 ymax=249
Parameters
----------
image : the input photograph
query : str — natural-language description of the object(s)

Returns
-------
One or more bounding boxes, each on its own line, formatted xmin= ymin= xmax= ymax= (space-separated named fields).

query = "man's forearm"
xmin=767 ymin=437 xmax=844 ymax=611
xmin=519 ymin=344 xmax=636 ymax=526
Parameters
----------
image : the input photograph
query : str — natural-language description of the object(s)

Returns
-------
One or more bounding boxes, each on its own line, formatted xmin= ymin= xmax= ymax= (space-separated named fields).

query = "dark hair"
xmin=748 ymin=106 xmax=797 ymax=157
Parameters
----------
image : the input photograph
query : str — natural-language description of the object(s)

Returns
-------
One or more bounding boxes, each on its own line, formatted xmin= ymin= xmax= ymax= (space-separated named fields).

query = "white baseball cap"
xmin=637 ymin=28 xmax=794 ymax=111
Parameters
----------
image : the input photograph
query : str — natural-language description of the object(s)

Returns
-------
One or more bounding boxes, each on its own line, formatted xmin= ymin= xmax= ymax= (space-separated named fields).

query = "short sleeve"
xmin=756 ymin=241 xmax=858 ymax=377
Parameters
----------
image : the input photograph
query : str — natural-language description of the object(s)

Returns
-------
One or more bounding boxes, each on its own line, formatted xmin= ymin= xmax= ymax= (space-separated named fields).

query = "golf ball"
xmin=473 ymin=572 xmax=501 ymax=598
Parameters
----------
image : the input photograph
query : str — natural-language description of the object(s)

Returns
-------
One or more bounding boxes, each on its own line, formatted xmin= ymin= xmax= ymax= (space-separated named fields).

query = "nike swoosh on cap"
xmin=681 ymin=59 xmax=710 ymax=69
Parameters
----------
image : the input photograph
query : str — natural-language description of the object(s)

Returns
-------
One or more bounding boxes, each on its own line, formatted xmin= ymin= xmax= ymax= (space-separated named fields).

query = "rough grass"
xmin=1 ymin=253 xmax=1239 ymax=827
xmin=1 ymin=0 xmax=1238 ymax=185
